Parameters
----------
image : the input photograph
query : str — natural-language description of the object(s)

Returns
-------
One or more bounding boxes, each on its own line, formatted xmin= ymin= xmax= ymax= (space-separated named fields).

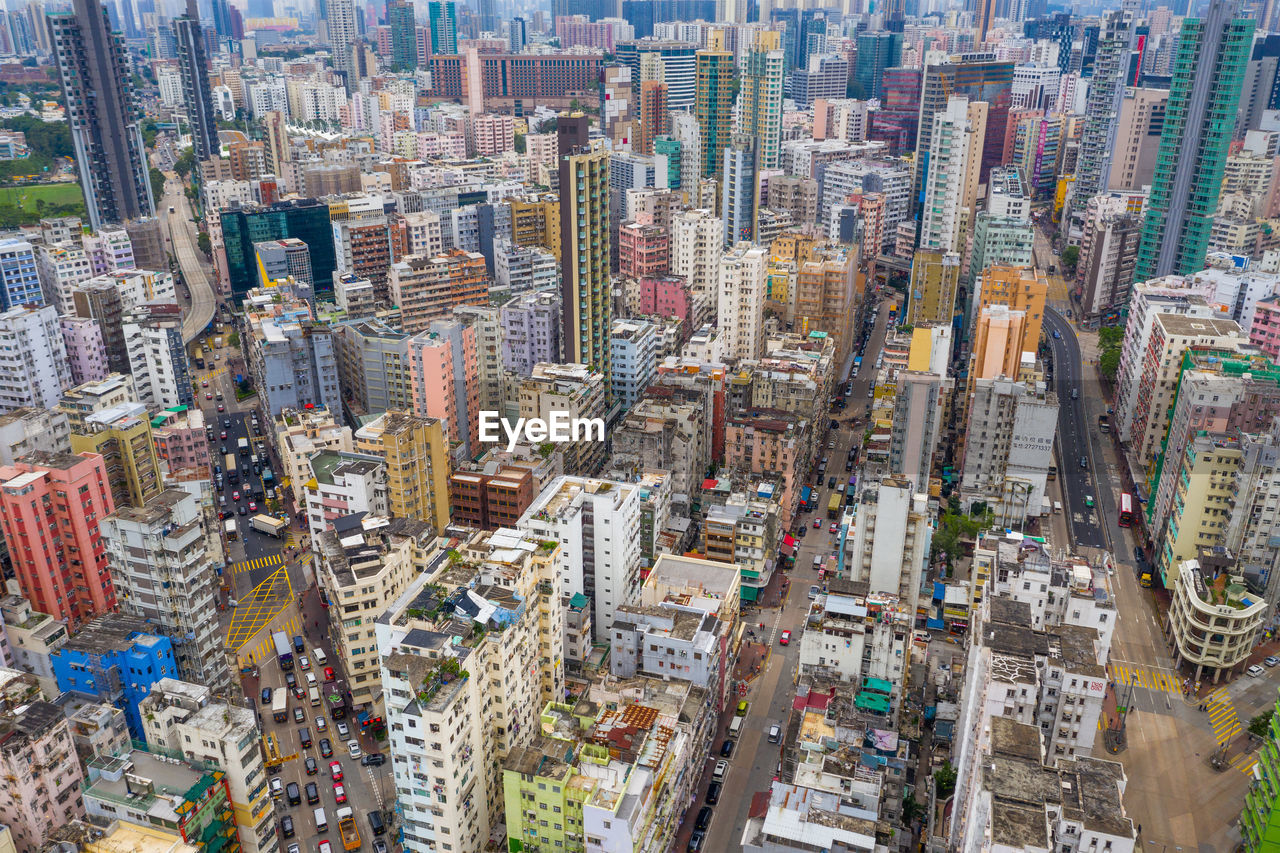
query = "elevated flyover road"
xmin=163 ymin=175 xmax=216 ymax=344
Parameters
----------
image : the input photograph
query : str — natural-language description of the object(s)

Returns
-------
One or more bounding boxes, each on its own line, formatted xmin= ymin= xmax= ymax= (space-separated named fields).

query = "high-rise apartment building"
xmin=1077 ymin=192 xmax=1144 ymax=322
xmin=0 ymin=701 xmax=86 ymax=849
xmin=353 ymin=412 xmax=451 ymax=533
xmin=388 ymin=0 xmax=418 ymax=70
xmin=1069 ymin=8 xmax=1134 ymax=231
xmin=0 ymin=238 xmax=39 ymax=312
xmin=326 ymin=0 xmax=358 ymax=88
xmin=718 ymin=243 xmax=767 ymax=361
xmin=912 ymin=57 xmax=1014 ymax=223
xmin=722 ymin=138 xmax=759 ymax=246
xmin=919 ymin=96 xmax=976 ymax=254
xmin=0 ymin=451 xmax=117 ymax=630
xmin=518 ymin=475 xmax=641 ymax=639
xmin=558 ymin=115 xmax=612 ymax=386
xmin=138 ymin=679 xmax=273 ymax=853
xmin=695 ymin=34 xmax=733 ymax=179
xmin=854 ymin=31 xmax=901 ymax=100
xmin=102 ymin=491 xmax=229 ymax=692
xmin=389 ymin=249 xmax=488 ymax=334
xmin=69 ymin=401 xmax=162 ymax=510
xmin=48 ymin=0 xmax=154 ymax=229
xmin=0 ymin=305 xmax=70 ymax=414
xmin=174 ymin=0 xmax=217 ymax=162
xmin=637 ymin=80 xmax=667 ymax=155
xmin=845 ymin=476 xmax=931 ymax=620
xmin=428 ymin=0 xmax=458 ymax=54
xmin=670 ymin=207 xmax=722 ymax=324
xmin=1136 ymin=0 xmax=1254 ymax=280
xmin=736 ymin=30 xmax=785 ymax=170
xmin=122 ymin=302 xmax=193 ymax=412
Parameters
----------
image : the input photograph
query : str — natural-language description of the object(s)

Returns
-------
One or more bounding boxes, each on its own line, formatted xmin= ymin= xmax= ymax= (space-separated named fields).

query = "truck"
xmin=252 ymin=514 xmax=288 ymax=537
xmin=336 ymin=807 xmax=361 ymax=851
xmin=225 ymin=454 xmax=239 ymax=484
xmin=271 ymin=688 xmax=288 ymax=723
xmin=827 ymin=492 xmax=842 ymax=519
xmin=237 ymin=437 xmax=250 ymax=456
xmin=262 ymin=467 xmax=275 ymax=484
xmin=273 ymin=630 xmax=294 ymax=670
xmin=1140 ymin=571 xmax=1153 ymax=588
xmin=262 ymin=732 xmax=283 ymax=770
xmin=1098 ymin=413 xmax=1110 ymax=433
xmin=224 ymin=518 xmax=237 ymax=541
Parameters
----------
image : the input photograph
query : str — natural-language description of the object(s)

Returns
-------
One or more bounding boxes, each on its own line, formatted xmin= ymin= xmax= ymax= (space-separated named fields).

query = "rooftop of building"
xmin=1153 ymin=313 xmax=1241 ymax=338
xmin=59 ymin=614 xmax=164 ymax=655
xmin=317 ymin=513 xmax=433 ymax=588
xmin=646 ymin=553 xmax=739 ymax=600
xmin=309 ymin=449 xmax=383 ymax=485
xmin=85 ymin=749 xmax=221 ymax=824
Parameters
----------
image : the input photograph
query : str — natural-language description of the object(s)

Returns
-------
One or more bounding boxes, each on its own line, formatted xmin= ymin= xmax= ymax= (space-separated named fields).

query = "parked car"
xmin=687 ymin=831 xmax=705 ymax=852
xmin=695 ymin=806 xmax=713 ymax=831
xmin=705 ymin=781 xmax=721 ymax=804
xmin=1266 ymin=657 xmax=1280 ymax=668
xmin=280 ymin=816 xmax=294 ymax=838
xmin=346 ymin=740 xmax=362 ymax=759
xmin=719 ymin=740 xmax=735 ymax=757
xmin=1249 ymin=664 xmax=1266 ymax=677
xmin=362 ymin=753 xmax=386 ymax=767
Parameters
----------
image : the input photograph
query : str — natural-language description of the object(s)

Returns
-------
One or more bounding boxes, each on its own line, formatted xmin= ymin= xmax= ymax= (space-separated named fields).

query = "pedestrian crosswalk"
xmin=1231 ymin=752 xmax=1258 ymax=777
xmin=229 ymin=553 xmax=283 ymax=576
xmin=1109 ymin=662 xmax=1183 ymax=694
xmin=1207 ymin=688 xmax=1242 ymax=744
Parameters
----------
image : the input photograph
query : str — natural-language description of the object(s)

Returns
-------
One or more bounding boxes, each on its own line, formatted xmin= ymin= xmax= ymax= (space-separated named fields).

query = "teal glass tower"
xmin=1135 ymin=0 xmax=1254 ymax=281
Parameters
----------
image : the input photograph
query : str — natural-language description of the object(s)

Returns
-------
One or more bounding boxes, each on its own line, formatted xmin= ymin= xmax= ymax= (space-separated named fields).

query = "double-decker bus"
xmin=1118 ymin=493 xmax=1134 ymax=527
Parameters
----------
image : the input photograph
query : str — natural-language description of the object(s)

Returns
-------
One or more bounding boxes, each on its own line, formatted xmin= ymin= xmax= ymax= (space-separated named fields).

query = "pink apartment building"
xmin=59 ymin=316 xmax=108 ymax=385
xmin=0 ymin=701 xmax=86 ymax=848
xmin=1251 ymin=296 xmax=1280 ymax=362
xmin=619 ymin=223 xmax=669 ymax=279
xmin=0 ymin=451 xmax=117 ymax=630
xmin=639 ymin=276 xmax=694 ymax=328
xmin=408 ymin=322 xmax=479 ymax=455
xmin=724 ymin=412 xmax=805 ymax=528
xmin=472 ymin=114 xmax=515 ymax=156
xmin=151 ymin=407 xmax=212 ymax=477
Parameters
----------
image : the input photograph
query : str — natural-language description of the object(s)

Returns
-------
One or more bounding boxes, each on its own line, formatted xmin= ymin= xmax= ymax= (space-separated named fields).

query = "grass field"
xmin=0 ymin=182 xmax=84 ymax=211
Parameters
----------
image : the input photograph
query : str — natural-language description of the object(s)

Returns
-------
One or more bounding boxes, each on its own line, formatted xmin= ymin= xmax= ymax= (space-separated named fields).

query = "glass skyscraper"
xmin=221 ymin=201 xmax=337 ymax=298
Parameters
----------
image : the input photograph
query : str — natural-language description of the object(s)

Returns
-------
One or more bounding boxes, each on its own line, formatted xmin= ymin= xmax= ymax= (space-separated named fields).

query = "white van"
xmin=312 ymin=648 xmax=328 ymax=666
xmin=728 ymin=716 xmax=744 ymax=735
xmin=308 ymin=686 xmax=321 ymax=707
xmin=1054 ymin=501 xmax=1063 ymax=514
xmin=313 ymin=807 xmax=327 ymax=832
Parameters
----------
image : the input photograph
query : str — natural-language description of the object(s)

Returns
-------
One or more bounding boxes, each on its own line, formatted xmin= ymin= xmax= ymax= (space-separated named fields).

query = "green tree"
xmin=1250 ymin=710 xmax=1273 ymax=738
xmin=227 ymin=331 xmax=240 ymax=348
xmin=196 ymin=231 xmax=211 ymax=256
xmin=141 ymin=119 xmax=159 ymax=149
xmin=514 ymin=132 xmax=526 ymax=154
xmin=149 ymin=167 xmax=165 ymax=204
xmin=1099 ymin=347 xmax=1121 ymax=380
xmin=1097 ymin=325 xmax=1124 ymax=349
xmin=933 ymin=762 xmax=957 ymax=799
xmin=173 ymin=149 xmax=196 ymax=179
xmin=1060 ymin=244 xmax=1079 ymax=272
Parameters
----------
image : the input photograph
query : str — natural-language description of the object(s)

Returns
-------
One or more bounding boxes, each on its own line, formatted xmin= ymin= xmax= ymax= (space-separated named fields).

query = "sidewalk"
xmin=734 ymin=641 xmax=770 ymax=684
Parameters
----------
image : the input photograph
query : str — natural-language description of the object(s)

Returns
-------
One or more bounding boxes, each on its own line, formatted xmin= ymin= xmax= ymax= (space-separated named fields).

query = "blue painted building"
xmin=50 ymin=615 xmax=177 ymax=741
xmin=0 ymin=238 xmax=42 ymax=310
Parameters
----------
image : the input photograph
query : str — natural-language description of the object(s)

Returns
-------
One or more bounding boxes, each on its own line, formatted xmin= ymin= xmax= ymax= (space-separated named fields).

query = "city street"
xmin=672 ymin=295 xmax=891 ymax=851
xmin=244 ymin=609 xmax=396 ymax=853
xmin=162 ymin=174 xmax=217 ymax=343
xmin=1043 ymin=307 xmax=1107 ymax=549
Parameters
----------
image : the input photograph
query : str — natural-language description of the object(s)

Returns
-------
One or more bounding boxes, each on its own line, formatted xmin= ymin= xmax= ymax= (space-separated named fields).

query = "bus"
xmin=225 ymin=453 xmax=239 ymax=484
xmin=271 ymin=688 xmax=288 ymax=723
xmin=827 ymin=492 xmax=842 ymax=519
xmin=273 ymin=630 xmax=294 ymax=670
xmin=1118 ymin=493 xmax=1134 ymax=527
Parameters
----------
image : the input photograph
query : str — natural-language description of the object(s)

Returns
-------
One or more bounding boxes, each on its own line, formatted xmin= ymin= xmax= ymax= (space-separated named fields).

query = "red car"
xmin=828 ymin=522 xmax=838 ymax=533
xmin=324 ymin=667 xmax=335 ymax=682
xmin=780 ymin=630 xmax=791 ymax=646
xmin=329 ymin=761 xmax=343 ymax=782
xmin=232 ymin=491 xmax=240 ymax=501
xmin=205 ymin=392 xmax=212 ymax=400
xmin=220 ymin=431 xmax=227 ymax=439
xmin=201 ymin=380 xmax=208 ymax=387
xmin=333 ymin=783 xmax=347 ymax=804
xmin=217 ymin=404 xmax=224 ymax=412
xmin=813 ymin=518 xmax=821 ymax=528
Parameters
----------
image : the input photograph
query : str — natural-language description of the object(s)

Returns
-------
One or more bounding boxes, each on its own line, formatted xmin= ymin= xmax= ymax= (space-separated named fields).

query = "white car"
xmin=347 ymin=739 xmax=362 ymax=759
xmin=1249 ymin=664 xmax=1266 ymax=677
xmin=315 ymin=716 xmax=327 ymax=732
xmin=298 ymin=655 xmax=310 ymax=670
